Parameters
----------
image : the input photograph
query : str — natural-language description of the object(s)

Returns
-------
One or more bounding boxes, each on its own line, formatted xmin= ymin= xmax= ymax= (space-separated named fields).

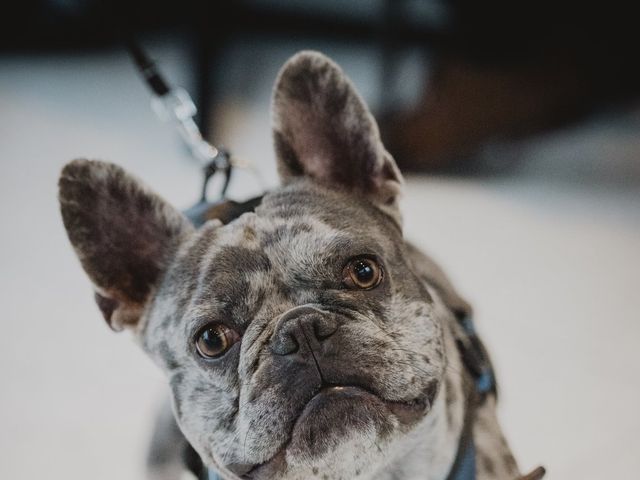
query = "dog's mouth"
xmin=238 ymin=383 xmax=434 ymax=479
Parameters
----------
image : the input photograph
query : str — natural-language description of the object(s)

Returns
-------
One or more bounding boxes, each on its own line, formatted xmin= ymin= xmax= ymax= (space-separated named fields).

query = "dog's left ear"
xmin=272 ymin=51 xmax=404 ymax=225
xmin=59 ymin=159 xmax=194 ymax=331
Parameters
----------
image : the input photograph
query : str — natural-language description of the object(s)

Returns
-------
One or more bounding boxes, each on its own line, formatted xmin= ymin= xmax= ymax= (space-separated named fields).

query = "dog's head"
xmin=59 ymin=52 xmax=450 ymax=479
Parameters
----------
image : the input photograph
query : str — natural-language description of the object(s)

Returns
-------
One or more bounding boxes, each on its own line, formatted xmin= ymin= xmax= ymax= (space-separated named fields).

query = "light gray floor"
xmin=1 ymin=41 xmax=639 ymax=480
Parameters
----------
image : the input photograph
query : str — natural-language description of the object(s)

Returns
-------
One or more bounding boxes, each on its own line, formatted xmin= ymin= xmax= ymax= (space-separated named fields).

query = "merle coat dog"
xmin=59 ymin=51 xmax=544 ymax=480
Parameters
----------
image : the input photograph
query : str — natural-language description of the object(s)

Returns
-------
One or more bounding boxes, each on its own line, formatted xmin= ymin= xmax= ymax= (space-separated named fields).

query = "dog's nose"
xmin=270 ymin=306 xmax=338 ymax=356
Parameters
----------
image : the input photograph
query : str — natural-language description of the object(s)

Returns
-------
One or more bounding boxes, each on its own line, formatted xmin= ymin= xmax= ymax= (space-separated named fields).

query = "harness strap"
xmin=448 ymin=435 xmax=476 ymax=480
xmin=445 ymin=398 xmax=477 ymax=480
xmin=445 ymin=342 xmax=483 ymax=480
xmin=446 ymin=315 xmax=546 ymax=480
xmin=184 ymin=195 xmax=264 ymax=228
xmin=441 ymin=309 xmax=501 ymax=480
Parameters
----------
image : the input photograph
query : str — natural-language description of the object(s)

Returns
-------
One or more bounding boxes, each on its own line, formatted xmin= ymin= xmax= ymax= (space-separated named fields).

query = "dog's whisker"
xmin=242 ymin=424 xmax=252 ymax=463
xmin=220 ymin=431 xmax=243 ymax=464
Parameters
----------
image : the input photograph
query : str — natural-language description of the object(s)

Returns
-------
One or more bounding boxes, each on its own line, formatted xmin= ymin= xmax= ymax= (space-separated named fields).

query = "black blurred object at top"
xmin=4 ymin=0 xmax=639 ymax=172
xmin=4 ymin=1 xmax=638 ymax=69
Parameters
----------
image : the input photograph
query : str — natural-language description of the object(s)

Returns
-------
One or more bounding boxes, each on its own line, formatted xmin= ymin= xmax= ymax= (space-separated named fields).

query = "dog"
xmin=58 ymin=51 xmax=544 ymax=480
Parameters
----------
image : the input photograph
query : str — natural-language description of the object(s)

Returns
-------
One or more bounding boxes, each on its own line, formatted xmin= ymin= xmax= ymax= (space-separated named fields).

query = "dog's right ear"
xmin=58 ymin=159 xmax=194 ymax=331
xmin=271 ymin=51 xmax=404 ymax=226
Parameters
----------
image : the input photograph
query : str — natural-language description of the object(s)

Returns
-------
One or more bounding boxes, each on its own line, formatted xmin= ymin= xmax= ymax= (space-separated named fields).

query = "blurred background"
xmin=1 ymin=1 xmax=639 ymax=479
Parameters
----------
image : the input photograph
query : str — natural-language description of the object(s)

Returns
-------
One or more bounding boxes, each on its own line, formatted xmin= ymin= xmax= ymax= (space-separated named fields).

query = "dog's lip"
xmin=313 ymin=384 xmax=432 ymax=425
xmin=311 ymin=383 xmax=433 ymax=425
xmin=239 ymin=383 xmax=432 ymax=479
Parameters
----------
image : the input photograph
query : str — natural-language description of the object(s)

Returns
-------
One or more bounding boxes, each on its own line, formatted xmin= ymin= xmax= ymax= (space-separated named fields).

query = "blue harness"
xmin=451 ymin=440 xmax=477 ymax=480
xmin=207 ymin=470 xmax=223 ymax=480
xmin=447 ymin=315 xmax=496 ymax=480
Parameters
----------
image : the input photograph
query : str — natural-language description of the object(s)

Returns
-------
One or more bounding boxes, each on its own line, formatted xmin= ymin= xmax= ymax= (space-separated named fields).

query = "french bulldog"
xmin=58 ymin=51 xmax=544 ymax=480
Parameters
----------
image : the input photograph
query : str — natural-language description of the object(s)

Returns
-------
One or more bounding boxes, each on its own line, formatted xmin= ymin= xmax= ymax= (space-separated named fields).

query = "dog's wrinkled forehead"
xmin=157 ymin=183 xmax=401 ymax=327
xmin=255 ymin=181 xmax=401 ymax=240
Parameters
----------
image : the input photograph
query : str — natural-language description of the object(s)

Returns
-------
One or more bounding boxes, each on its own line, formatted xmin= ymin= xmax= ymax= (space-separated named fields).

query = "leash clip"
xmin=151 ymin=86 xmax=221 ymax=167
xmin=126 ymin=38 xmax=266 ymax=228
xmin=201 ymin=148 xmax=232 ymax=202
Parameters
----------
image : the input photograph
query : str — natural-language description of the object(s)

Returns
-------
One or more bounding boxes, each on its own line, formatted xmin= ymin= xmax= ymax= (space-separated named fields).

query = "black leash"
xmin=125 ymin=37 xmax=249 ymax=215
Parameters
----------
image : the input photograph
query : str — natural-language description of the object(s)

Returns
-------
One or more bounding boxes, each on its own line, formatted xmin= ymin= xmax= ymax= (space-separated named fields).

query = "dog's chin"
xmin=240 ymin=385 xmax=433 ymax=479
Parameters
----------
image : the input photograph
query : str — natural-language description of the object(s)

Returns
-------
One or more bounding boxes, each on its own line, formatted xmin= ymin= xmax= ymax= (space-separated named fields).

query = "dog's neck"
xmin=363 ymin=305 xmax=520 ymax=480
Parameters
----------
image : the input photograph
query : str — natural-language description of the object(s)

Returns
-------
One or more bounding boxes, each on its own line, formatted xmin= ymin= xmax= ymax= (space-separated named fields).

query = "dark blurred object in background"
xmin=2 ymin=0 xmax=639 ymax=173
xmin=380 ymin=1 xmax=640 ymax=172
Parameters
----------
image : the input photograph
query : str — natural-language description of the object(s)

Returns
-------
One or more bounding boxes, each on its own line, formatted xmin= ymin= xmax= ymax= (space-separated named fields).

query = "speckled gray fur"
xmin=58 ymin=51 xmax=531 ymax=480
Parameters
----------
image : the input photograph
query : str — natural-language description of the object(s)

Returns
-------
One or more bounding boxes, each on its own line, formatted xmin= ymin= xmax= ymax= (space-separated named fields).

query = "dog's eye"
xmin=196 ymin=324 xmax=239 ymax=359
xmin=343 ymin=257 xmax=383 ymax=290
